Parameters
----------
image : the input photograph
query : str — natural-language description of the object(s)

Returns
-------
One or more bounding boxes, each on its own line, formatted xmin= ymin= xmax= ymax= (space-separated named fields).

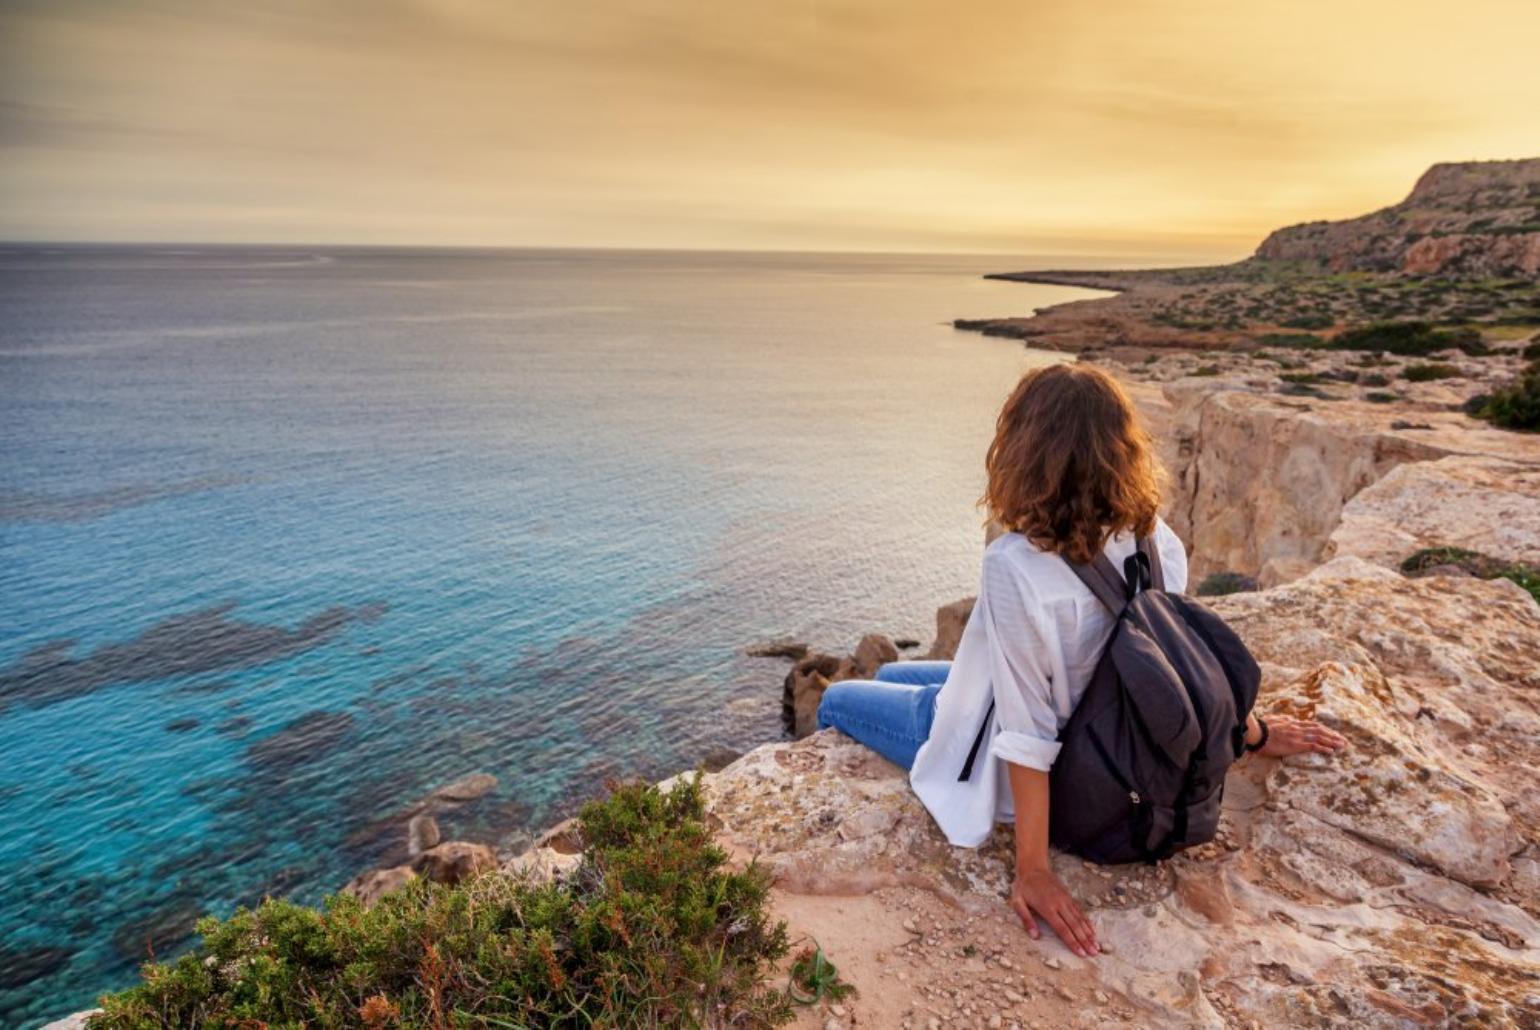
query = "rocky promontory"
xmin=510 ymin=559 xmax=1540 ymax=1028
xmin=1257 ymin=159 xmax=1540 ymax=277
xmin=953 ymin=159 xmax=1540 ymax=355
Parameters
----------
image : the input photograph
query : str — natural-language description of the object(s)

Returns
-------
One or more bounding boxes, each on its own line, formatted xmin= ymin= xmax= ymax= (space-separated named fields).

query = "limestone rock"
xmin=1160 ymin=384 xmax=1540 ymax=585
xmin=1328 ymin=454 xmax=1540 ymax=569
xmin=407 ymin=814 xmax=441 ymax=857
xmin=784 ymin=653 xmax=839 ymax=738
xmin=504 ymin=845 xmax=582 ymax=884
xmin=412 ymin=841 xmax=496 ymax=885
xmin=925 ymin=597 xmax=976 ymax=660
xmin=1263 ymin=662 xmax=1514 ymax=886
xmin=341 ymin=864 xmax=416 ymax=906
xmin=852 ymin=633 xmax=899 ymax=678
xmin=699 ymin=565 xmax=1540 ymax=1027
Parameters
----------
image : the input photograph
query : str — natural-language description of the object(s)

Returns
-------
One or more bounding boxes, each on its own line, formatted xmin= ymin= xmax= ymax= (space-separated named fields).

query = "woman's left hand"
xmin=1258 ymin=714 xmax=1348 ymax=758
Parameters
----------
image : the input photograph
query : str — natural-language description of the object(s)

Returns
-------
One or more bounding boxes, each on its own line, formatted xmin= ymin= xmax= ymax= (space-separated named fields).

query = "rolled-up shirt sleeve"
xmin=980 ymin=549 xmax=1063 ymax=772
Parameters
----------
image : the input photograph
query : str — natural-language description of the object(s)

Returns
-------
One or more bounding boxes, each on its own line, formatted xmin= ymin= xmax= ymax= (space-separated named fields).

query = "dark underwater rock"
xmin=245 ymin=710 xmax=355 ymax=774
xmin=0 ymin=944 xmax=73 ymax=989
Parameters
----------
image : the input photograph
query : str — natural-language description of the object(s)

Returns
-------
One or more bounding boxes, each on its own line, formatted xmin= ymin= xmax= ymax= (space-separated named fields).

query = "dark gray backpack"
xmin=1047 ymin=538 xmax=1260 ymax=864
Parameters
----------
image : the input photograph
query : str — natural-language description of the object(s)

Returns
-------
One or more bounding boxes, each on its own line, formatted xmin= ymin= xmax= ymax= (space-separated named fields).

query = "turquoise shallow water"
xmin=0 ymin=245 xmax=1102 ymax=1023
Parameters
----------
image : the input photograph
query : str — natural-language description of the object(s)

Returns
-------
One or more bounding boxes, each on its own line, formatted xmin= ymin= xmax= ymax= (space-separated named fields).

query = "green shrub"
xmin=1352 ymin=352 xmax=1394 ymax=367
xmin=1196 ymin=571 xmax=1259 ymax=597
xmin=1473 ymin=360 xmax=1540 ymax=432
xmin=1364 ymin=390 xmax=1399 ymax=404
xmin=1401 ymin=362 xmax=1462 ymax=382
xmin=1252 ymin=332 xmax=1326 ymax=349
xmin=1401 ymin=547 xmax=1540 ymax=604
xmin=1280 ymin=313 xmax=1334 ymax=330
xmin=1521 ymin=340 xmax=1540 ymax=360
xmin=1278 ymin=371 xmax=1324 ymax=384
xmin=1359 ymin=372 xmax=1390 ymax=387
xmin=1330 ymin=321 xmax=1486 ymax=356
xmin=1189 ymin=364 xmax=1222 ymax=377
xmin=90 ymin=776 xmax=793 ymax=1028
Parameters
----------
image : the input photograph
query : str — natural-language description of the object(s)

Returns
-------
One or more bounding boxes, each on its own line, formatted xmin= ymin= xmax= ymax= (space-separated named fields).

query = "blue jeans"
xmin=816 ymin=660 xmax=952 ymax=769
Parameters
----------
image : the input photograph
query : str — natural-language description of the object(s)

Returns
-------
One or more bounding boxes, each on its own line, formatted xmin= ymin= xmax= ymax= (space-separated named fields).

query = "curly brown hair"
xmin=982 ymin=362 xmax=1164 ymax=565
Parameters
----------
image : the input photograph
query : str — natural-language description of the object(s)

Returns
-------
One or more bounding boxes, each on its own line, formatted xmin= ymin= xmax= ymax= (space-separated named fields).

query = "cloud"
xmin=0 ymin=0 xmax=1535 ymax=254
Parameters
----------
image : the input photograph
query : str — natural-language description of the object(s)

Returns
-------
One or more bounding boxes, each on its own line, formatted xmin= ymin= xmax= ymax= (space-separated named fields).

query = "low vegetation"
xmin=1196 ymin=571 xmax=1259 ymax=597
xmin=90 ymin=776 xmax=795 ymax=1028
xmin=1402 ymin=547 xmax=1540 ymax=604
xmin=1329 ymin=321 xmax=1486 ymax=357
xmin=1470 ymin=360 xmax=1540 ymax=432
xmin=1401 ymin=362 xmax=1462 ymax=382
xmin=787 ymin=943 xmax=856 ymax=1006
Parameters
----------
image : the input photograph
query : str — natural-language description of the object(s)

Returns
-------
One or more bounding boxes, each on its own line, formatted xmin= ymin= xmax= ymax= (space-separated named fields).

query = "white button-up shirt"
xmin=910 ymin=520 xmax=1189 ymax=847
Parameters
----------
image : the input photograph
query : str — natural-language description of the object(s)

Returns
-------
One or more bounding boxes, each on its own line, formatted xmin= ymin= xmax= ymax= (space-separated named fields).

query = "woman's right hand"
xmin=1010 ymin=866 xmax=1099 ymax=957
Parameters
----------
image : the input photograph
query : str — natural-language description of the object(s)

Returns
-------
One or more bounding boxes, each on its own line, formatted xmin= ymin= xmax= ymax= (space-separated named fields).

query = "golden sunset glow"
xmin=2 ymin=0 xmax=1537 ymax=258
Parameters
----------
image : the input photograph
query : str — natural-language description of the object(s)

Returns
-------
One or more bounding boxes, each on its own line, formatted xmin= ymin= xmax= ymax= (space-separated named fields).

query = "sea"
xmin=0 ymin=245 xmax=1108 ymax=1024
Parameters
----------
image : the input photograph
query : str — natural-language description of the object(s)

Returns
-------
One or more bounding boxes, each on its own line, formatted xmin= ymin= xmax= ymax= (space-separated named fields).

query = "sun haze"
xmin=2 ymin=0 xmax=1536 ymax=259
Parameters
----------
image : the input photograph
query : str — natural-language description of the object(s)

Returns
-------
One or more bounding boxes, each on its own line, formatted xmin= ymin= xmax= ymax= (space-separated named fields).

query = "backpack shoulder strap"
xmin=1136 ymin=534 xmax=1166 ymax=591
xmin=1062 ymin=551 xmax=1129 ymax=614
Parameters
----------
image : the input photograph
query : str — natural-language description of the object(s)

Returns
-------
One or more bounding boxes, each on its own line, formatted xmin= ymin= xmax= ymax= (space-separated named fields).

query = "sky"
xmin=1 ymin=0 xmax=1537 ymax=259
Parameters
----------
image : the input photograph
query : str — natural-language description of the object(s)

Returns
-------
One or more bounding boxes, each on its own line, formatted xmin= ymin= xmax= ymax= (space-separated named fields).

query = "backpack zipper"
xmin=1087 ymin=729 xmax=1144 ymax=806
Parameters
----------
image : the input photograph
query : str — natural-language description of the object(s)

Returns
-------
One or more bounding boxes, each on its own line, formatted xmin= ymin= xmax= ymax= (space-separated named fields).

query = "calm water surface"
xmin=0 ymin=246 xmax=1105 ymax=1022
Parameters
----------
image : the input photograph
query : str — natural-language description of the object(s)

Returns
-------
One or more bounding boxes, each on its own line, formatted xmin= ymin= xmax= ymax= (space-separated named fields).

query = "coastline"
xmin=37 ymin=233 xmax=1540 ymax=1026
xmin=47 ymin=274 xmax=1540 ymax=1027
xmin=319 ymin=269 xmax=1540 ymax=1028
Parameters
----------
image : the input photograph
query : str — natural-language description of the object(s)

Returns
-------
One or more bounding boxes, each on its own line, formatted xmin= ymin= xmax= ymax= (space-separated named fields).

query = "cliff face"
xmin=1255 ymin=158 xmax=1540 ymax=277
xmin=1156 ymin=376 xmax=1540 ymax=585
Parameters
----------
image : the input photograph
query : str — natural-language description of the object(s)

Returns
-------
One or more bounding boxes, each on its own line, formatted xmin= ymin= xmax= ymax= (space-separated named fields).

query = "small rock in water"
xmin=1043 ymin=956 xmax=1062 ymax=970
xmin=429 ymin=772 xmax=497 ymax=802
xmin=745 ymin=639 xmax=809 ymax=660
xmin=407 ymin=814 xmax=441 ymax=856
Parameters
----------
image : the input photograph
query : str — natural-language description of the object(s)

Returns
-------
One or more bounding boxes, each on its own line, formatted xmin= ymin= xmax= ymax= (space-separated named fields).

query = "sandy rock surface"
xmin=1328 ymin=454 xmax=1540 ymax=569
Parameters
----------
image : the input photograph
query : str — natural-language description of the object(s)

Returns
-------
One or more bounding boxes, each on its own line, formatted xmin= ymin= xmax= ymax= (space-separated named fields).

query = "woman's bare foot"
xmin=1258 ymin=714 xmax=1348 ymax=758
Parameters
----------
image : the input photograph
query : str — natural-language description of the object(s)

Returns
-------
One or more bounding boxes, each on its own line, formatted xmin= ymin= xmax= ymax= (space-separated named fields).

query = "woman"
xmin=817 ymin=363 xmax=1346 ymax=959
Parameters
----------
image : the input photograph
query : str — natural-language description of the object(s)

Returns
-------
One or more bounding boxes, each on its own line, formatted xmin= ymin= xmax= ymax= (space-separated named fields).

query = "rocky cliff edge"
xmin=513 ymin=562 xmax=1540 ymax=1028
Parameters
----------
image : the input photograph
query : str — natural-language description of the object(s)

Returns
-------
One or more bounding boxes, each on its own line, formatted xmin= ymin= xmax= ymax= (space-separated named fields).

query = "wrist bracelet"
xmin=1245 ymin=716 xmax=1270 ymax=754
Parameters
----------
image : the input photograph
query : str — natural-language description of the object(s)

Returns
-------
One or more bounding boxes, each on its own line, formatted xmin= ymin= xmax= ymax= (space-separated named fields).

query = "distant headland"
xmin=956 ymin=157 xmax=1540 ymax=353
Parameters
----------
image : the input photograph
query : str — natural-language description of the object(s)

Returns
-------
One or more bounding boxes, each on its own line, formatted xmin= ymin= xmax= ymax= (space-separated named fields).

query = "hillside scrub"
xmin=1329 ymin=321 xmax=1486 ymax=356
xmin=89 ymin=776 xmax=794 ymax=1028
xmin=1402 ymin=546 xmax=1540 ymax=604
xmin=1401 ymin=362 xmax=1463 ymax=382
xmin=1471 ymin=360 xmax=1540 ymax=432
